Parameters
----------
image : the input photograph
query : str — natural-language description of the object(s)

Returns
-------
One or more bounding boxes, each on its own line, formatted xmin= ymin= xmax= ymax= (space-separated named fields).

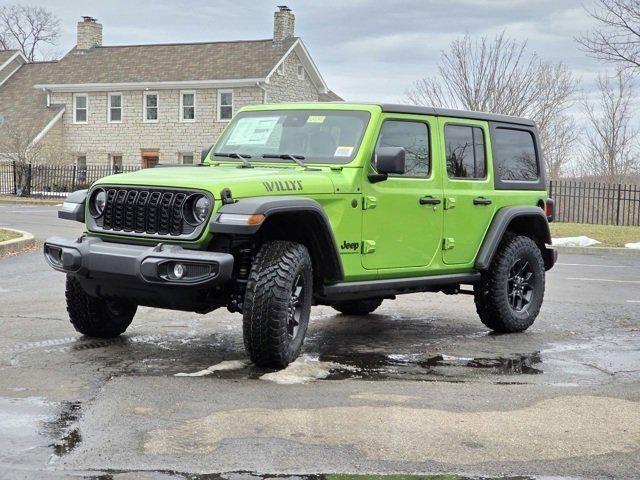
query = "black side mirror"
xmin=369 ymin=146 xmax=405 ymax=183
xmin=201 ymin=145 xmax=214 ymax=163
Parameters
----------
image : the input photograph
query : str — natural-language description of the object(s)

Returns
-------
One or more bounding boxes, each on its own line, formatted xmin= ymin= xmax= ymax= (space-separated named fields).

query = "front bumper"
xmin=43 ymin=235 xmax=234 ymax=286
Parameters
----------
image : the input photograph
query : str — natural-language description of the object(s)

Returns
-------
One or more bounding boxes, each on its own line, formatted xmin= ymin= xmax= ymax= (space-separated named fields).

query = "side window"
xmin=493 ymin=128 xmax=538 ymax=181
xmin=445 ymin=125 xmax=486 ymax=179
xmin=375 ymin=120 xmax=430 ymax=178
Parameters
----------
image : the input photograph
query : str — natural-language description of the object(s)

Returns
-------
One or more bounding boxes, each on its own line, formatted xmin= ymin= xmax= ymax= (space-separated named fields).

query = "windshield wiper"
xmin=214 ymin=152 xmax=253 ymax=168
xmin=262 ymin=153 xmax=315 ymax=170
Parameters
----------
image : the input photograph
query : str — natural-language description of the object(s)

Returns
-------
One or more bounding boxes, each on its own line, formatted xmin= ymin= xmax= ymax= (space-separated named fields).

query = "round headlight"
xmin=90 ymin=189 xmax=107 ymax=218
xmin=192 ymin=196 xmax=211 ymax=224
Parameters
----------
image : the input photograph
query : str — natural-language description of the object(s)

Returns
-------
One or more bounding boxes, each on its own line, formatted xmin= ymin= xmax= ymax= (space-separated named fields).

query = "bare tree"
xmin=577 ymin=0 xmax=640 ymax=71
xmin=0 ymin=4 xmax=60 ymax=61
xmin=405 ymin=33 xmax=579 ymax=179
xmin=580 ymin=71 xmax=639 ymax=182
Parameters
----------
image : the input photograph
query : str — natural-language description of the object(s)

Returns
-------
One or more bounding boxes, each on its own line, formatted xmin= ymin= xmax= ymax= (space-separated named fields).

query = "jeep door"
xmin=361 ymin=114 xmax=444 ymax=271
xmin=439 ymin=118 xmax=496 ymax=265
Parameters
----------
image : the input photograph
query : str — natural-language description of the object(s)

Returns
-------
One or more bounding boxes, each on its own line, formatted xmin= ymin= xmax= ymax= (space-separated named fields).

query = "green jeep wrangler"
xmin=44 ymin=103 xmax=557 ymax=368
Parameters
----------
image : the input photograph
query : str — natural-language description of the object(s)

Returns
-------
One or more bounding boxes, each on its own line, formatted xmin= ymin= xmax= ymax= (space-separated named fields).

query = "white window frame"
xmin=110 ymin=153 xmax=123 ymax=171
xmin=276 ymin=61 xmax=285 ymax=76
xmin=217 ymin=89 xmax=233 ymax=122
xmin=297 ymin=65 xmax=305 ymax=80
xmin=143 ymin=91 xmax=159 ymax=123
xmin=179 ymin=152 xmax=195 ymax=165
xmin=107 ymin=92 xmax=123 ymax=123
xmin=180 ymin=90 xmax=196 ymax=123
xmin=73 ymin=93 xmax=88 ymax=124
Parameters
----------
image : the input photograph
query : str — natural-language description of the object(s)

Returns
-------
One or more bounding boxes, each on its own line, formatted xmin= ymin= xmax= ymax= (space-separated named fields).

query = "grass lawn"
xmin=0 ymin=228 xmax=21 ymax=243
xmin=550 ymin=222 xmax=640 ymax=247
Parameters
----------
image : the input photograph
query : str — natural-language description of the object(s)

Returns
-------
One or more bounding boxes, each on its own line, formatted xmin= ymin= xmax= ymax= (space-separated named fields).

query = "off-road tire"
xmin=65 ymin=275 xmax=136 ymax=337
xmin=242 ymin=241 xmax=313 ymax=368
xmin=474 ymin=233 xmax=545 ymax=333
xmin=332 ymin=299 xmax=383 ymax=316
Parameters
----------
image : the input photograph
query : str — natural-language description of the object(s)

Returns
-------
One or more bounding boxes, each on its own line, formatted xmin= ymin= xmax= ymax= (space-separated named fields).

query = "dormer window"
xmin=297 ymin=65 xmax=304 ymax=80
xmin=277 ymin=62 xmax=285 ymax=76
xmin=73 ymin=93 xmax=88 ymax=124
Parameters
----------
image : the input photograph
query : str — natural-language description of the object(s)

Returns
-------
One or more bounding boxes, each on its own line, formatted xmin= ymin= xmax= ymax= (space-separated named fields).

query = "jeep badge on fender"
xmin=44 ymin=103 xmax=557 ymax=369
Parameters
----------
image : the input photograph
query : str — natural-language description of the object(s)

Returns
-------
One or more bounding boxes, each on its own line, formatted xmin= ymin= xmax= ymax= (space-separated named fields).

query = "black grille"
xmin=96 ymin=187 xmax=198 ymax=237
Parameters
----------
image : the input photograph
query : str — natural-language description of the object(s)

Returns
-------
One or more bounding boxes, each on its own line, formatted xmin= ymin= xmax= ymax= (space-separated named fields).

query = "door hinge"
xmin=362 ymin=240 xmax=376 ymax=254
xmin=362 ymin=196 xmax=377 ymax=210
xmin=443 ymin=237 xmax=455 ymax=250
xmin=444 ymin=197 xmax=456 ymax=210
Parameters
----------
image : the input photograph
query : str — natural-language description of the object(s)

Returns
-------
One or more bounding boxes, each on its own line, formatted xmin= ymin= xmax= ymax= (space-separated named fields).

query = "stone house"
xmin=0 ymin=6 xmax=341 ymax=170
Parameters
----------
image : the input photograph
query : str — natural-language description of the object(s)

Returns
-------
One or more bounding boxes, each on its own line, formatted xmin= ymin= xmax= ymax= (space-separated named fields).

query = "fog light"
xmin=173 ymin=263 xmax=185 ymax=279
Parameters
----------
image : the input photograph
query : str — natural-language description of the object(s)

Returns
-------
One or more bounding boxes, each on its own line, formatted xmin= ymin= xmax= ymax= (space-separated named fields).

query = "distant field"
xmin=0 ymin=229 xmax=21 ymax=243
xmin=550 ymin=222 xmax=640 ymax=247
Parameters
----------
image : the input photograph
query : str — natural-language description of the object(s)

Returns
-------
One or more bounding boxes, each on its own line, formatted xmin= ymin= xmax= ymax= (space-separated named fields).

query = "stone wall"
xmin=51 ymin=87 xmax=263 ymax=166
xmin=265 ymin=51 xmax=320 ymax=103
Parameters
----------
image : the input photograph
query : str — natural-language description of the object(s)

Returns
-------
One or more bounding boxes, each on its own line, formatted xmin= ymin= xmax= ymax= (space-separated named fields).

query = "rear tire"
xmin=332 ymin=299 xmax=383 ymax=316
xmin=65 ymin=275 xmax=136 ymax=338
xmin=474 ymin=233 xmax=545 ymax=333
xmin=242 ymin=241 xmax=313 ymax=368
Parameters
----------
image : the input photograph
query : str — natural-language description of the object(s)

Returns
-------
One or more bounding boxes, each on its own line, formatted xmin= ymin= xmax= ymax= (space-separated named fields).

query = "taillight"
xmin=545 ymin=198 xmax=555 ymax=222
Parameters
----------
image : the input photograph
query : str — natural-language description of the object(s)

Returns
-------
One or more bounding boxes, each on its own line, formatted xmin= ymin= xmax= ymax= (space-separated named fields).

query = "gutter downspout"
xmin=256 ymin=81 xmax=268 ymax=104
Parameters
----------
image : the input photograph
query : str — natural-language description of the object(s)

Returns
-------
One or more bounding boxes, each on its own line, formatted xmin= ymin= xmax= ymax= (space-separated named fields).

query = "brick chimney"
xmin=77 ymin=16 xmax=102 ymax=50
xmin=273 ymin=6 xmax=295 ymax=45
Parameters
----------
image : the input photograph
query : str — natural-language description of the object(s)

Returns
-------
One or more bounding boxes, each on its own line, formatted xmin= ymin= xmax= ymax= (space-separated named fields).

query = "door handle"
xmin=419 ymin=196 xmax=441 ymax=205
xmin=473 ymin=197 xmax=492 ymax=205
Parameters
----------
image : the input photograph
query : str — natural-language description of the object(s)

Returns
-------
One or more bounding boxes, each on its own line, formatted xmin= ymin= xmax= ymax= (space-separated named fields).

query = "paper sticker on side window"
xmin=334 ymin=146 xmax=354 ymax=157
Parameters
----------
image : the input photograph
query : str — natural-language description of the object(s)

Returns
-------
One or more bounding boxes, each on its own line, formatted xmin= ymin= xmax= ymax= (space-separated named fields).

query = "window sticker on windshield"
xmin=334 ymin=146 xmax=354 ymax=157
xmin=307 ymin=115 xmax=326 ymax=124
xmin=228 ymin=117 xmax=279 ymax=145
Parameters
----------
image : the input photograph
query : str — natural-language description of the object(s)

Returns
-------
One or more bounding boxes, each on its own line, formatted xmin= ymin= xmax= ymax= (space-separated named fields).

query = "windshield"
xmin=212 ymin=109 xmax=371 ymax=165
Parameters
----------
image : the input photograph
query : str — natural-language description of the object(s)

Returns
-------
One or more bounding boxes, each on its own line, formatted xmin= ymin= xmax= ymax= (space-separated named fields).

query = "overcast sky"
xmin=19 ymin=0 xmax=608 ymax=102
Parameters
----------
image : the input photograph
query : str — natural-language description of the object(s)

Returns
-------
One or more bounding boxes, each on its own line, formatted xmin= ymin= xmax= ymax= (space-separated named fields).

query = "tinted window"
xmin=493 ymin=128 xmax=538 ymax=181
xmin=445 ymin=125 xmax=486 ymax=179
xmin=376 ymin=120 xmax=430 ymax=177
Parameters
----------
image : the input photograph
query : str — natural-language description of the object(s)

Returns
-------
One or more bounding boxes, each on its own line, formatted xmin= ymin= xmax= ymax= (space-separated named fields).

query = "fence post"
xmin=615 ymin=183 xmax=622 ymax=226
xmin=72 ymin=165 xmax=77 ymax=192
xmin=11 ymin=161 xmax=16 ymax=195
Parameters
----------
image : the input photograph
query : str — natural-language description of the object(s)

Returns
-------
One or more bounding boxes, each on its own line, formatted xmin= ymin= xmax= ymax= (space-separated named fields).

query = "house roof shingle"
xmin=0 ymin=50 xmax=19 ymax=65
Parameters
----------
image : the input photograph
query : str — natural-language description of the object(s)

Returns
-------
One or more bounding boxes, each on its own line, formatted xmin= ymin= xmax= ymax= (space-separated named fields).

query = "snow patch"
xmin=625 ymin=242 xmax=640 ymax=249
xmin=260 ymin=355 xmax=357 ymax=385
xmin=553 ymin=236 xmax=600 ymax=247
xmin=174 ymin=360 xmax=250 ymax=377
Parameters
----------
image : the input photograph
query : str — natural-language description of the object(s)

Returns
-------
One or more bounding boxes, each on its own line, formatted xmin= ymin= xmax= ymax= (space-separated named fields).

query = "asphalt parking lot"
xmin=1 ymin=204 xmax=639 ymax=479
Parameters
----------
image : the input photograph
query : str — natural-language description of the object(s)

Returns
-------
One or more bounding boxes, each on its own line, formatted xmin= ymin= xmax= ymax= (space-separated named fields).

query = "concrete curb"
xmin=555 ymin=245 xmax=640 ymax=256
xmin=0 ymin=228 xmax=37 ymax=256
xmin=0 ymin=195 xmax=61 ymax=206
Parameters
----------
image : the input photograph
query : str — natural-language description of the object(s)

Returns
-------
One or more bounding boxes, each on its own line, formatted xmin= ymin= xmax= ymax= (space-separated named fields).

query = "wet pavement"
xmin=0 ymin=204 xmax=639 ymax=479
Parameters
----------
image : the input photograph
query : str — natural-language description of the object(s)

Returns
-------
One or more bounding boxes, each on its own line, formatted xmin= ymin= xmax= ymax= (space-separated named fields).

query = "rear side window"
xmin=493 ymin=128 xmax=539 ymax=181
xmin=376 ymin=120 xmax=430 ymax=178
xmin=445 ymin=125 xmax=486 ymax=179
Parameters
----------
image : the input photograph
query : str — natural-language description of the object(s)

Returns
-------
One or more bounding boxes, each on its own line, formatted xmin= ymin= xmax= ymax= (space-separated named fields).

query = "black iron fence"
xmin=0 ymin=161 xmax=140 ymax=198
xmin=1 ymin=162 xmax=639 ymax=226
xmin=548 ymin=180 xmax=640 ymax=226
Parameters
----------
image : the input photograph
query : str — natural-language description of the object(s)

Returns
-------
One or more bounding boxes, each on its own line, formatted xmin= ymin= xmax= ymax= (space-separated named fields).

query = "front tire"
xmin=242 ymin=241 xmax=313 ymax=368
xmin=474 ymin=233 xmax=545 ymax=333
xmin=65 ymin=276 xmax=136 ymax=338
xmin=332 ymin=299 xmax=383 ymax=316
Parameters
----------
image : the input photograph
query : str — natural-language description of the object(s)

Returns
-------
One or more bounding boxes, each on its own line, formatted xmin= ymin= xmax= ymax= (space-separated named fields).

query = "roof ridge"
xmin=93 ymin=38 xmax=287 ymax=49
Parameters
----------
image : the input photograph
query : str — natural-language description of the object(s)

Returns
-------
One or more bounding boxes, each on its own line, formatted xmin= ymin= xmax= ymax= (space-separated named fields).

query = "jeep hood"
xmin=93 ymin=165 xmax=342 ymax=198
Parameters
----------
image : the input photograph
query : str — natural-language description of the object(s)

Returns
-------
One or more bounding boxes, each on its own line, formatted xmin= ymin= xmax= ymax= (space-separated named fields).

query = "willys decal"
xmin=263 ymin=180 xmax=304 ymax=192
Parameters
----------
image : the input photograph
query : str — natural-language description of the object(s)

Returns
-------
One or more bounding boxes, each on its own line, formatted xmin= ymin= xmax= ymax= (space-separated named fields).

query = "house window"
xmin=276 ymin=62 xmax=285 ymax=76
xmin=108 ymin=93 xmax=122 ymax=123
xmin=143 ymin=91 xmax=158 ymax=122
xmin=110 ymin=154 xmax=123 ymax=173
xmin=73 ymin=94 xmax=88 ymax=124
xmin=180 ymin=91 xmax=196 ymax=122
xmin=297 ymin=65 xmax=304 ymax=80
xmin=76 ymin=155 xmax=87 ymax=182
xmin=445 ymin=125 xmax=486 ymax=179
xmin=180 ymin=152 xmax=194 ymax=164
xmin=218 ymin=90 xmax=233 ymax=121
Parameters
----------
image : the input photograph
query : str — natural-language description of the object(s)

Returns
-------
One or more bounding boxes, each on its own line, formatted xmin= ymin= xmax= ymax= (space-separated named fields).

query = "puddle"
xmin=259 ymin=355 xmax=358 ymax=385
xmin=43 ymin=400 xmax=83 ymax=456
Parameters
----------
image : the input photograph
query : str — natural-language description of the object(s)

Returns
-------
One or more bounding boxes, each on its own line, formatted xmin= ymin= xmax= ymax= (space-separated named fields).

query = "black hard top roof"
xmin=378 ymin=103 xmax=536 ymax=127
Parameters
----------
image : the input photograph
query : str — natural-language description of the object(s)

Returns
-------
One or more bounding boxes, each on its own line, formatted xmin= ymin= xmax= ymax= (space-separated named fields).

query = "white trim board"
xmin=0 ymin=51 xmax=27 ymax=73
xmin=265 ymin=39 xmax=329 ymax=94
xmin=28 ymin=107 xmax=65 ymax=149
xmin=34 ymin=78 xmax=266 ymax=93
